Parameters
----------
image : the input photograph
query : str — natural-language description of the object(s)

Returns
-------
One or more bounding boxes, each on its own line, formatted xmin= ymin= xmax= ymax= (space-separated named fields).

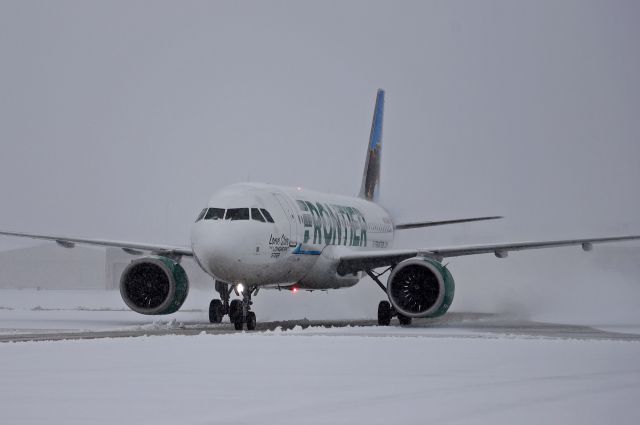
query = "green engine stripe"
xmin=422 ymin=258 xmax=455 ymax=318
xmin=155 ymin=256 xmax=189 ymax=315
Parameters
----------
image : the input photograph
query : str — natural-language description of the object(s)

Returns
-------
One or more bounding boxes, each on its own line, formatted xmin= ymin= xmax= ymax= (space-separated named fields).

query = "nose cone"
xmin=191 ymin=221 xmax=235 ymax=274
xmin=191 ymin=220 xmax=265 ymax=283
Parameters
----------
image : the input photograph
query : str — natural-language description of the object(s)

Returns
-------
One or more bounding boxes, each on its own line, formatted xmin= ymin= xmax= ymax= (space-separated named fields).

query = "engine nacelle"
xmin=120 ymin=256 xmax=189 ymax=315
xmin=387 ymin=257 xmax=455 ymax=318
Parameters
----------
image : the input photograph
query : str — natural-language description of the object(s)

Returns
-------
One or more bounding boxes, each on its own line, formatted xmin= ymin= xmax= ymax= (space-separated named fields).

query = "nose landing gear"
xmin=209 ymin=281 xmax=258 ymax=331
xmin=209 ymin=299 xmax=224 ymax=323
xmin=208 ymin=281 xmax=232 ymax=324
xmin=233 ymin=286 xmax=257 ymax=331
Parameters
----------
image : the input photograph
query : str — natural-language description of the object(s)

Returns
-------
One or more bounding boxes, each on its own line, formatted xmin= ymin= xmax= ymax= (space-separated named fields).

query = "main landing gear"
xmin=366 ymin=269 xmax=412 ymax=326
xmin=209 ymin=281 xmax=258 ymax=331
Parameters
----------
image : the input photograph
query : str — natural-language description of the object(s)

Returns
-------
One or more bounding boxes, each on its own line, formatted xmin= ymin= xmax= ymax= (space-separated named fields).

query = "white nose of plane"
xmin=191 ymin=220 xmax=245 ymax=279
xmin=190 ymin=215 xmax=275 ymax=284
xmin=190 ymin=188 xmax=286 ymax=284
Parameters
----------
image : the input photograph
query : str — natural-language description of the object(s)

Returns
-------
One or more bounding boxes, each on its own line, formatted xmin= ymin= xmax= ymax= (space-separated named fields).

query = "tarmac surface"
xmin=2 ymin=312 xmax=639 ymax=343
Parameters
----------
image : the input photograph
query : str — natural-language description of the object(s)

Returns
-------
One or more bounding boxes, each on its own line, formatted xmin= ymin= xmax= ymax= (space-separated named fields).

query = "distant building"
xmin=0 ymin=244 xmax=105 ymax=289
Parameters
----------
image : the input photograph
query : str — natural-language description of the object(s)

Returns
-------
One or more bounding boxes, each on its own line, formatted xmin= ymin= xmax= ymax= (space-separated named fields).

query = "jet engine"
xmin=120 ymin=256 xmax=189 ymax=315
xmin=386 ymin=257 xmax=455 ymax=318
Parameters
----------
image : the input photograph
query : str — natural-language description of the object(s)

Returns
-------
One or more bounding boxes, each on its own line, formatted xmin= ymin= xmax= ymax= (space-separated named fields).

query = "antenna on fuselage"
xmin=358 ymin=89 xmax=384 ymax=202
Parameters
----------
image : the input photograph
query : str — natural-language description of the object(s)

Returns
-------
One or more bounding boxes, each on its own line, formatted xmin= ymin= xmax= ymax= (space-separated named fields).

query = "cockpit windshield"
xmin=195 ymin=208 xmax=207 ymax=222
xmin=196 ymin=207 xmax=274 ymax=223
xmin=251 ymin=208 xmax=266 ymax=222
xmin=224 ymin=208 xmax=249 ymax=221
xmin=260 ymin=208 xmax=275 ymax=223
xmin=204 ymin=208 xmax=225 ymax=220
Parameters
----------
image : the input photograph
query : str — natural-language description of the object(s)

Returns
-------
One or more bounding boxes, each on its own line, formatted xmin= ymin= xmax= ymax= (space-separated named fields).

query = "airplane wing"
xmin=0 ymin=230 xmax=193 ymax=257
xmin=394 ymin=216 xmax=503 ymax=230
xmin=336 ymin=235 xmax=640 ymax=275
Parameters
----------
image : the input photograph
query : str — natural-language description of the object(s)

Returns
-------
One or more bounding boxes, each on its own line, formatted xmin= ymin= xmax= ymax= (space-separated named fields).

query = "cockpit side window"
xmin=225 ymin=208 xmax=249 ymax=221
xmin=260 ymin=208 xmax=275 ymax=223
xmin=204 ymin=208 xmax=225 ymax=220
xmin=251 ymin=208 xmax=266 ymax=222
xmin=195 ymin=208 xmax=207 ymax=222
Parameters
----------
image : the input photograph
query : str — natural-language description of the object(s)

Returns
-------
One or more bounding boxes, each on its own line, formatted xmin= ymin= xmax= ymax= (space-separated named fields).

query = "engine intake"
xmin=387 ymin=257 xmax=455 ymax=318
xmin=120 ymin=256 xmax=189 ymax=315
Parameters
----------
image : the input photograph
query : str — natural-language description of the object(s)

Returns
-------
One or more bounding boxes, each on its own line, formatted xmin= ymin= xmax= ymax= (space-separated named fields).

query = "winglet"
xmin=358 ymin=89 xmax=384 ymax=202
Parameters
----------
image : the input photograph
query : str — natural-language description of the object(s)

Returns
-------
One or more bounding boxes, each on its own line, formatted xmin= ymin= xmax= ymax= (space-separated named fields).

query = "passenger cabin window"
xmin=260 ymin=208 xmax=275 ymax=223
xmin=195 ymin=208 xmax=207 ymax=222
xmin=251 ymin=208 xmax=266 ymax=222
xmin=225 ymin=208 xmax=249 ymax=221
xmin=204 ymin=208 xmax=225 ymax=220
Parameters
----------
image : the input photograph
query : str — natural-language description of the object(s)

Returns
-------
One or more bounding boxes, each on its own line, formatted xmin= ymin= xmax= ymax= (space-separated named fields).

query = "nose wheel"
xmin=209 ymin=299 xmax=224 ymax=323
xmin=232 ymin=287 xmax=257 ymax=331
xmin=209 ymin=281 xmax=258 ymax=330
xmin=209 ymin=281 xmax=233 ymax=324
xmin=229 ymin=299 xmax=242 ymax=323
xmin=245 ymin=311 xmax=257 ymax=331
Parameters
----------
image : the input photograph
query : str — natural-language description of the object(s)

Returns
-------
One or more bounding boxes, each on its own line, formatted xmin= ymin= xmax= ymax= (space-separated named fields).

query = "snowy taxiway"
xmin=1 ymin=289 xmax=639 ymax=424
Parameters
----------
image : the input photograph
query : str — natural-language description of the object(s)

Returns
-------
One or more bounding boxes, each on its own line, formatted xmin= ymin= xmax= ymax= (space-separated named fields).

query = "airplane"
xmin=1 ymin=89 xmax=639 ymax=331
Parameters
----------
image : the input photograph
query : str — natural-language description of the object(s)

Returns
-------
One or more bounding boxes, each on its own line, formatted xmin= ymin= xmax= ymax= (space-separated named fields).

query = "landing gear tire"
xmin=230 ymin=299 xmax=245 ymax=330
xmin=398 ymin=314 xmax=412 ymax=326
xmin=378 ymin=301 xmax=392 ymax=326
xmin=246 ymin=312 xmax=256 ymax=331
xmin=233 ymin=318 xmax=244 ymax=331
xmin=229 ymin=299 xmax=242 ymax=323
xmin=229 ymin=286 xmax=257 ymax=331
xmin=209 ymin=299 xmax=224 ymax=323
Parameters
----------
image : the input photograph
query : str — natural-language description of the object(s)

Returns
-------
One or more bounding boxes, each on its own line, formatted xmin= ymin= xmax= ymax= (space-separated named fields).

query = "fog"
xmin=0 ymin=1 xmax=639 ymax=324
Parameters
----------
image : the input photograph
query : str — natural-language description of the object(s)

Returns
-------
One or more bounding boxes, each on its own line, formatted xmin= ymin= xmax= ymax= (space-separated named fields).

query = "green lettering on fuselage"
xmin=296 ymin=200 xmax=311 ymax=243
xmin=317 ymin=203 xmax=334 ymax=245
xmin=304 ymin=201 xmax=322 ymax=244
xmin=297 ymin=200 xmax=368 ymax=248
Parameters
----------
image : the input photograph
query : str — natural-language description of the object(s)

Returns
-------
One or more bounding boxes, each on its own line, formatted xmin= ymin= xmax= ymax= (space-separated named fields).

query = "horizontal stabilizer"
xmin=395 ymin=216 xmax=503 ymax=230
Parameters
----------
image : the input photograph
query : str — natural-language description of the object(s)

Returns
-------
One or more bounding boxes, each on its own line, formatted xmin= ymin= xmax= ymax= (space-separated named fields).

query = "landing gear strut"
xmin=367 ymin=269 xmax=412 ymax=326
xmin=209 ymin=281 xmax=259 ymax=330
xmin=232 ymin=287 xmax=257 ymax=331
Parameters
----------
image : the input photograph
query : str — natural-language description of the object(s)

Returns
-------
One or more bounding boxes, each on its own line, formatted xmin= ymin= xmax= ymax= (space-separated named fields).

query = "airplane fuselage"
xmin=190 ymin=183 xmax=394 ymax=289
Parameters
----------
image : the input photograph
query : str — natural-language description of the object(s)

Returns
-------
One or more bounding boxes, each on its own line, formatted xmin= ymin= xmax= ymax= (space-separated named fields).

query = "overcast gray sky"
xmin=1 ymin=0 xmax=639 ymax=249
xmin=1 ymin=0 xmax=639 ymax=320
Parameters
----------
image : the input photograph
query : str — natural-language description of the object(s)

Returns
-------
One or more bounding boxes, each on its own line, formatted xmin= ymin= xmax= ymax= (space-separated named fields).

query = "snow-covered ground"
xmin=2 ymin=288 xmax=640 ymax=335
xmin=0 ymin=289 xmax=199 ymax=335
xmin=0 ymin=287 xmax=380 ymax=324
xmin=1 ymin=330 xmax=639 ymax=425
xmin=1 ymin=289 xmax=640 ymax=424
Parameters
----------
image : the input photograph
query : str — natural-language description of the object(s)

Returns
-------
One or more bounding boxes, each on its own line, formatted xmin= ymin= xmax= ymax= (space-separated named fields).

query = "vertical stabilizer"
xmin=358 ymin=89 xmax=384 ymax=201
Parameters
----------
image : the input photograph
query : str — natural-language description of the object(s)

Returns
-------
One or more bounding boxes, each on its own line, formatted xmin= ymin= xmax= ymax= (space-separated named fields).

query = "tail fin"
xmin=358 ymin=89 xmax=384 ymax=202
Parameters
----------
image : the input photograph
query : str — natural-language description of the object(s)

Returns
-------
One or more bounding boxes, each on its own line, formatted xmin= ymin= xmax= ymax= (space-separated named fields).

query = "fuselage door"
xmin=273 ymin=192 xmax=298 ymax=246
